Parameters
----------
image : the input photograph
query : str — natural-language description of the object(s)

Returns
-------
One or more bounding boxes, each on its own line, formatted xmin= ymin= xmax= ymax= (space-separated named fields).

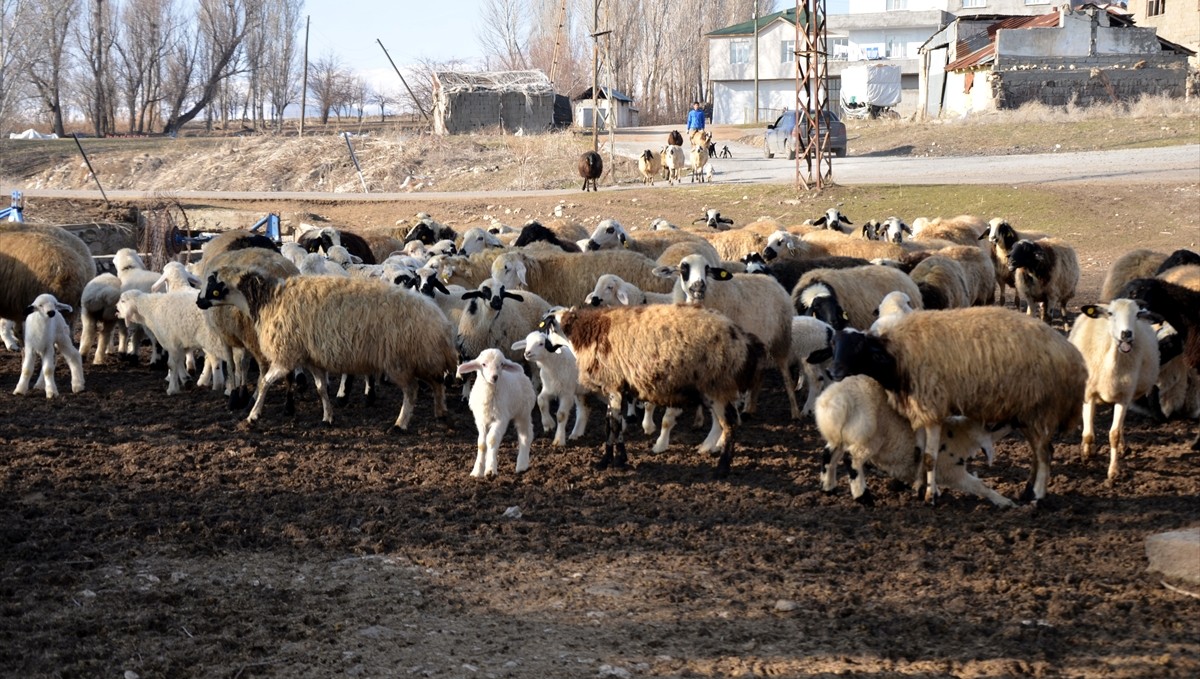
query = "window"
xmin=886 ymin=36 xmax=906 ymax=59
xmin=962 ymin=0 xmax=986 ymax=8
xmin=1024 ymin=0 xmax=1049 ymax=5
xmin=828 ymin=37 xmax=849 ymax=61
xmin=886 ymin=0 xmax=908 ymax=9
xmin=781 ymin=39 xmax=795 ymax=63
xmin=730 ymin=39 xmax=750 ymax=65
xmin=1147 ymin=0 xmax=1165 ymax=16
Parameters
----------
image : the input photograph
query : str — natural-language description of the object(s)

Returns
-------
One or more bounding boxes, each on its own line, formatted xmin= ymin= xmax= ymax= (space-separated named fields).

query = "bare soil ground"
xmin=2 ymin=113 xmax=1199 ymax=677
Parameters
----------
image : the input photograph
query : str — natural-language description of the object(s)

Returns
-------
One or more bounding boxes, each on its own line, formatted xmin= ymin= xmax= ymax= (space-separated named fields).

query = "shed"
xmin=918 ymin=5 xmax=1194 ymax=118
xmin=432 ymin=70 xmax=555 ymax=135
xmin=573 ymin=87 xmax=639 ymax=130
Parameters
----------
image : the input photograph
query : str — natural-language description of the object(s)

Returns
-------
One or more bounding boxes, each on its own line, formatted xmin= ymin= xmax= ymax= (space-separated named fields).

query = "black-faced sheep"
xmin=298 ymin=227 xmax=377 ymax=265
xmin=512 ymin=221 xmax=582 ymax=253
xmin=811 ymin=208 xmax=852 ymax=233
xmin=1068 ymin=299 xmax=1161 ymax=481
xmin=1008 ymin=238 xmax=1080 ymax=325
xmin=793 ymin=264 xmax=923 ymax=331
xmin=830 ymin=308 xmax=1087 ymax=504
xmin=979 ymin=218 xmax=1048 ymax=307
xmin=542 ymin=304 xmax=765 ymax=477
xmin=13 ymin=293 xmax=85 ymax=398
xmin=198 ymin=267 xmax=457 ymax=431
xmin=578 ymin=151 xmax=603 ymax=192
xmin=402 ymin=217 xmax=457 ymax=247
xmin=456 ymin=348 xmax=536 ymax=478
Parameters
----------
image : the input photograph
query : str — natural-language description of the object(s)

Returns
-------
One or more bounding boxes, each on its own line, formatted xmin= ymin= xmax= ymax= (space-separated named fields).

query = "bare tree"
xmin=75 ymin=0 xmax=117 ymax=137
xmin=24 ymin=0 xmax=76 ymax=136
xmin=369 ymin=87 xmax=392 ymax=122
xmin=0 ymin=0 xmax=34 ymax=128
xmin=347 ymin=75 xmax=369 ymax=123
xmin=479 ymin=0 xmax=529 ymax=71
xmin=307 ymin=53 xmax=349 ymax=125
xmin=113 ymin=0 xmax=180 ymax=134
xmin=261 ymin=0 xmax=301 ymax=132
xmin=400 ymin=56 xmax=466 ymax=118
xmin=162 ymin=0 xmax=252 ymax=135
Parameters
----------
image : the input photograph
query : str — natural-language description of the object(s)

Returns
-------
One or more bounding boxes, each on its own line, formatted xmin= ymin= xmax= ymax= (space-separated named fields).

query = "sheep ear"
xmin=186 ymin=271 xmax=202 ymax=287
xmin=806 ymin=347 xmax=832 ymax=364
xmin=431 ymin=277 xmax=450 ymax=295
xmin=616 ymin=288 xmax=631 ymax=305
xmin=619 ymin=233 xmax=628 ymax=248
xmin=456 ymin=361 xmax=481 ymax=376
xmin=461 ymin=290 xmax=486 ymax=300
xmin=501 ymin=360 xmax=524 ymax=374
xmin=151 ymin=275 xmax=168 ymax=292
xmin=708 ymin=267 xmax=732 ymax=281
xmin=813 ymin=216 xmax=827 ymax=226
xmin=24 ymin=305 xmax=34 ymax=315
xmin=1080 ymin=304 xmax=1107 ymax=319
xmin=842 ymin=216 xmax=853 ymax=225
xmin=501 ymin=290 xmax=525 ymax=302
xmin=1137 ymin=308 xmax=1163 ymax=325
xmin=652 ymin=265 xmax=678 ymax=278
xmin=510 ymin=340 xmax=527 ymax=352
xmin=350 ymin=254 xmax=363 ymax=264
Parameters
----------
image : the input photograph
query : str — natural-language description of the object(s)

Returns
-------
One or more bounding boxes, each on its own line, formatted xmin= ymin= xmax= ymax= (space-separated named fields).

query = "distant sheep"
xmin=638 ymin=149 xmax=662 ymax=186
xmin=456 ymin=348 xmax=536 ymax=478
xmin=1068 ymin=299 xmax=1161 ymax=481
xmin=692 ymin=208 xmax=734 ymax=230
xmin=811 ymin=208 xmax=852 ymax=233
xmin=662 ymin=145 xmax=686 ymax=185
xmin=830 ymin=308 xmax=1087 ymax=504
xmin=13 ymin=293 xmax=85 ymax=398
xmin=578 ymin=151 xmax=603 ymax=191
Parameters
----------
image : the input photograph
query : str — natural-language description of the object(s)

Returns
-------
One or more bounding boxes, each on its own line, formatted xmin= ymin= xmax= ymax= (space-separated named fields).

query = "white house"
xmin=706 ymin=2 xmax=1059 ymax=124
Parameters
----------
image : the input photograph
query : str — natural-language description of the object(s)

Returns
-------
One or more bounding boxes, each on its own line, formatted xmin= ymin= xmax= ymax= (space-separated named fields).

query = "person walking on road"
xmin=687 ymin=102 xmax=706 ymax=146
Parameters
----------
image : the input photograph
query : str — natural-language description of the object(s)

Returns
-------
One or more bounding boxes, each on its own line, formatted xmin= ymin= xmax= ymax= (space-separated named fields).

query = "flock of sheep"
xmin=1 ymin=211 xmax=1197 ymax=507
xmin=578 ymin=130 xmax=718 ymax=190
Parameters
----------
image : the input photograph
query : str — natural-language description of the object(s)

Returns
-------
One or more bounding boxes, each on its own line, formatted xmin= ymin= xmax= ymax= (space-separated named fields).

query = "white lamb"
xmin=869 ymin=290 xmax=917 ymax=335
xmin=116 ymin=289 xmax=229 ymax=395
xmin=1 ymin=319 xmax=19 ymax=350
xmin=790 ymin=315 xmax=836 ymax=418
xmin=456 ymin=348 xmax=537 ymax=478
xmin=512 ymin=330 xmax=589 ymax=446
xmin=13 ymin=293 xmax=85 ymax=398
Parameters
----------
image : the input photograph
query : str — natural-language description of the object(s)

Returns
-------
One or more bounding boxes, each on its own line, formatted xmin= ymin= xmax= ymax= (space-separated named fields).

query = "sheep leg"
xmin=1020 ymin=433 xmax=1053 ymax=503
xmin=779 ymin=358 xmax=802 ymax=420
xmin=246 ymin=365 xmax=290 ymax=423
xmin=713 ymin=401 xmax=737 ymax=478
xmin=569 ymin=396 xmax=589 ymax=440
xmin=515 ymin=416 xmax=534 ymax=473
xmin=312 ymin=371 xmax=335 ymax=424
xmin=363 ymin=375 xmax=377 ymax=406
xmin=13 ymin=349 xmax=38 ymax=395
xmin=942 ymin=461 xmax=1015 ymax=508
xmin=820 ymin=445 xmax=843 ymax=493
xmin=1080 ymin=399 xmax=1096 ymax=461
xmin=60 ymin=340 xmax=85 ymax=394
xmin=392 ymin=382 xmax=419 ymax=432
xmin=80 ymin=317 xmax=96 ymax=360
xmin=484 ymin=419 xmax=508 ymax=477
xmin=698 ymin=404 xmax=725 ymax=455
xmin=652 ymin=407 xmax=681 ymax=453
xmin=598 ymin=393 xmax=626 ymax=470
xmin=537 ymin=390 xmax=555 ymax=434
xmin=39 ymin=350 xmax=59 ymax=398
xmin=922 ymin=424 xmax=943 ymax=505
xmin=641 ymin=403 xmax=657 ymax=435
xmin=336 ymin=374 xmax=352 ymax=407
xmin=471 ymin=412 xmax=489 ymax=477
xmin=553 ymin=395 xmax=570 ymax=447
xmin=848 ymin=452 xmax=872 ymax=505
xmin=1107 ymin=402 xmax=1128 ymax=483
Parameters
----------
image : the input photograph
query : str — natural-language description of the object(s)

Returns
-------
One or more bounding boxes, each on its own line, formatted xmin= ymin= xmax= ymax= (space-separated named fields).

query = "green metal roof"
xmin=706 ymin=8 xmax=810 ymax=37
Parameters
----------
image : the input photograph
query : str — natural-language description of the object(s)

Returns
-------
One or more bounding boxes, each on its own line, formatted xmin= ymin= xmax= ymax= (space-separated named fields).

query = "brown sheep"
xmin=579 ymin=151 xmax=603 ymax=192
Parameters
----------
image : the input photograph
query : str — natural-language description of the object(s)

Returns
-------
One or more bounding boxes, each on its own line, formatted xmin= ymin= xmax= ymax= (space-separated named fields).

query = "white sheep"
xmin=830 ymin=309 xmax=1087 ymax=504
xmin=0 ymin=319 xmax=17 ymax=351
xmin=638 ymin=149 xmax=662 ymax=186
xmin=279 ymin=242 xmax=308 ymax=268
xmin=869 ymin=290 xmax=916 ymax=335
xmin=794 ymin=264 xmax=924 ymax=331
xmin=113 ymin=247 xmax=165 ymax=362
xmin=298 ymin=252 xmax=350 ymax=277
xmin=116 ymin=289 xmax=229 ymax=395
xmin=815 ymin=375 xmax=1014 ymax=507
xmin=488 ymin=249 xmax=674 ymax=308
xmin=659 ymin=253 xmax=801 ymax=419
xmin=790 ymin=315 xmax=836 ymax=419
xmin=456 ymin=348 xmax=536 ymax=478
xmin=78 ymin=273 xmax=127 ymax=364
xmin=458 ymin=281 xmax=552 ymax=365
xmin=1069 ymin=299 xmax=1162 ymax=481
xmin=880 ymin=217 xmax=911 ymax=243
xmin=662 ymin=145 xmax=686 ymax=185
xmin=584 ymin=273 xmax=674 ymax=307
xmin=198 ymin=267 xmax=457 ymax=429
xmin=458 ymin=226 xmax=505 ymax=255
xmin=512 ymin=330 xmax=590 ymax=446
xmin=13 ymin=293 xmax=85 ymax=398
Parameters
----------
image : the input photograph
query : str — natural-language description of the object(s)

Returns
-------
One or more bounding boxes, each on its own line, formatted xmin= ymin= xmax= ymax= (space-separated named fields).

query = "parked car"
xmin=763 ymin=109 xmax=847 ymax=159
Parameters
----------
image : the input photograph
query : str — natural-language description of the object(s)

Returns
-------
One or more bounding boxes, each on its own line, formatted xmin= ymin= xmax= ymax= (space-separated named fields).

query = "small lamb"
xmin=13 ymin=293 xmax=85 ymax=398
xmin=512 ymin=330 xmax=589 ymax=446
xmin=456 ymin=348 xmax=536 ymax=478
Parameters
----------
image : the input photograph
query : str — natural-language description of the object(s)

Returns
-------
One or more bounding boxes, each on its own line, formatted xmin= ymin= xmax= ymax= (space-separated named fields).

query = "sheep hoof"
xmin=593 ymin=451 xmax=613 ymax=470
xmin=854 ymin=489 xmax=875 ymax=507
xmin=335 ymin=395 xmax=349 ymax=408
xmin=389 ymin=425 xmax=410 ymax=436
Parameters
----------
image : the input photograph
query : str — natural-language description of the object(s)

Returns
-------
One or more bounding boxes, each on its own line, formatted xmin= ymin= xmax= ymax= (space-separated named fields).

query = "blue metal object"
xmin=0 ymin=190 xmax=24 ymax=222
xmin=250 ymin=213 xmax=282 ymax=243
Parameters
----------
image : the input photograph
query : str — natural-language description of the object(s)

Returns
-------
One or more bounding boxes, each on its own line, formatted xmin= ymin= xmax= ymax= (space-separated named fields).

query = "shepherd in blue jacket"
xmin=687 ymin=102 xmax=705 ymax=135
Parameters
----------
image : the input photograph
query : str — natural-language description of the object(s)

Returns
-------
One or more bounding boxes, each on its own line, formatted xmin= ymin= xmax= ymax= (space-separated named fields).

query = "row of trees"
xmin=0 ymin=0 xmax=412 ymax=136
xmin=477 ymin=0 xmax=775 ymax=125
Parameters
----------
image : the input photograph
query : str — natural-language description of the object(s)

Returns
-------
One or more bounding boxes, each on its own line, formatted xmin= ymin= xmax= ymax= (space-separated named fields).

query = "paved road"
xmin=6 ymin=133 xmax=1197 ymax=203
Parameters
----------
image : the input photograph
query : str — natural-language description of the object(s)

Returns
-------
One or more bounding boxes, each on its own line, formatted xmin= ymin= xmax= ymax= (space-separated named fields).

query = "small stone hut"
xmin=432 ymin=70 xmax=556 ymax=135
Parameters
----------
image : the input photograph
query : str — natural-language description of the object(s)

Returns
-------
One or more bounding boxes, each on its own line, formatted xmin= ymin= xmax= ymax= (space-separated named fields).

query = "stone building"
xmin=432 ymin=70 xmax=555 ymax=135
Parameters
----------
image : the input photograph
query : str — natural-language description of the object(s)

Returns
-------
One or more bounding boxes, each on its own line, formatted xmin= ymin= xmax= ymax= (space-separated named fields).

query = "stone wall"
xmin=436 ymin=91 xmax=554 ymax=135
xmin=992 ymin=56 xmax=1189 ymax=108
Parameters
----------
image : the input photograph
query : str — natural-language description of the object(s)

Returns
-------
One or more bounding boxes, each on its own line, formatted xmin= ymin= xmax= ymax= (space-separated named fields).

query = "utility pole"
xmin=795 ymin=0 xmax=831 ymax=190
xmin=300 ymin=15 xmax=309 ymax=137
xmin=753 ymin=2 xmax=760 ymax=123
xmin=591 ymin=0 xmax=600 ymax=152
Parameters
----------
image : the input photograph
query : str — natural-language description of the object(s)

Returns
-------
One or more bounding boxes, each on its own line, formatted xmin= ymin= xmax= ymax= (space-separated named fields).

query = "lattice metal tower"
xmin=794 ymin=0 xmax=832 ymax=190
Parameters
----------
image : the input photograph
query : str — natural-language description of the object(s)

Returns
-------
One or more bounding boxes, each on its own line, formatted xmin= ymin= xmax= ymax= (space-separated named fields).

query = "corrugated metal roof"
xmin=945 ymin=11 xmax=1062 ymax=71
